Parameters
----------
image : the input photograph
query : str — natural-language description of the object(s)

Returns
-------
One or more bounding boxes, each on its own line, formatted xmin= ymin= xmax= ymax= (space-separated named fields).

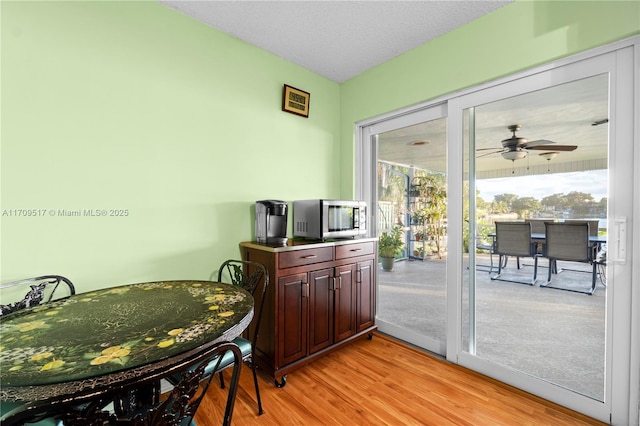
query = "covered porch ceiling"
xmin=378 ymin=74 xmax=609 ymax=179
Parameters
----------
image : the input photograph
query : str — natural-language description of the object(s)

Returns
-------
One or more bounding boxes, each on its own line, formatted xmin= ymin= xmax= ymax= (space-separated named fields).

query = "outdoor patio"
xmin=377 ymin=253 xmax=606 ymax=401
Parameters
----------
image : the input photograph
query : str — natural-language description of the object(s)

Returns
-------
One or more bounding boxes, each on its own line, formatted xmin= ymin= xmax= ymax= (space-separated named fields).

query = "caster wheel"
xmin=274 ymin=375 xmax=287 ymax=388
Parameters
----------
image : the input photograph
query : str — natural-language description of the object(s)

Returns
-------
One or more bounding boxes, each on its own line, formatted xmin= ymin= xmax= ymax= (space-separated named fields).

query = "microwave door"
xmin=327 ymin=206 xmax=350 ymax=232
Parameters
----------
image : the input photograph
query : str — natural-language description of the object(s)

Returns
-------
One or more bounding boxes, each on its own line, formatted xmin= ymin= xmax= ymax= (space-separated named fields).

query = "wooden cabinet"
xmin=240 ymin=239 xmax=377 ymax=386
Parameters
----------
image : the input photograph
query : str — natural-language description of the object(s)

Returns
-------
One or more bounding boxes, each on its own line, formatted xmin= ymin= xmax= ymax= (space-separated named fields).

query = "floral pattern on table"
xmin=0 ymin=281 xmax=252 ymax=387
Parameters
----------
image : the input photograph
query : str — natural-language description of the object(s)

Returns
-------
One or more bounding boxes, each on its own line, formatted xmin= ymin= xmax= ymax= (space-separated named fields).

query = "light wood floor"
xmin=195 ymin=333 xmax=605 ymax=426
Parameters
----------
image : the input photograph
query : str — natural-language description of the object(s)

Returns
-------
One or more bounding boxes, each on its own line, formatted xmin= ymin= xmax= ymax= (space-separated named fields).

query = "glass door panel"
xmin=463 ymin=74 xmax=609 ymax=401
xmin=375 ymin=114 xmax=448 ymax=355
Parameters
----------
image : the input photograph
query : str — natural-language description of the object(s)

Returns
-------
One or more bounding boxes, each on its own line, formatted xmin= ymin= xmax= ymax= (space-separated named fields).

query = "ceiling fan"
xmin=477 ymin=124 xmax=578 ymax=161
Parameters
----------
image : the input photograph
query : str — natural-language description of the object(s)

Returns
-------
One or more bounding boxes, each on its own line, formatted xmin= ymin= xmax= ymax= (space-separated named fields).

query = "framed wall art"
xmin=282 ymin=84 xmax=310 ymax=117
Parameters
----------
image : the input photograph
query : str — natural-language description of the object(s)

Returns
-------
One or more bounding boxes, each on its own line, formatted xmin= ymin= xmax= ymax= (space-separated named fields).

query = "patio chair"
xmin=541 ymin=222 xmax=599 ymax=295
xmin=525 ymin=219 xmax=551 ymax=263
xmin=565 ymin=219 xmax=600 ymax=237
xmin=525 ymin=219 xmax=547 ymax=234
xmin=475 ymin=235 xmax=500 ymax=273
xmin=0 ymin=275 xmax=75 ymax=317
xmin=490 ymin=222 xmax=539 ymax=285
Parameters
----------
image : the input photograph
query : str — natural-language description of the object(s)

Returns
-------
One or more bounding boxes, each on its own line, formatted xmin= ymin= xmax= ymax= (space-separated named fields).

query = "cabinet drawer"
xmin=279 ymin=247 xmax=334 ymax=269
xmin=335 ymin=242 xmax=375 ymax=260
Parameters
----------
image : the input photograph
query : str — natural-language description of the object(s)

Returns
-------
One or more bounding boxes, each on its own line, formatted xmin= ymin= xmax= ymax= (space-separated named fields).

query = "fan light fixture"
xmin=501 ymin=150 xmax=527 ymax=161
xmin=539 ymin=151 xmax=559 ymax=161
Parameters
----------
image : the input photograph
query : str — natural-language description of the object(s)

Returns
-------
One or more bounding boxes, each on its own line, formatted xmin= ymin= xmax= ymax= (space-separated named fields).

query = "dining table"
xmin=530 ymin=232 xmax=607 ymax=245
xmin=486 ymin=232 xmax=607 ymax=245
xmin=0 ymin=280 xmax=254 ymax=425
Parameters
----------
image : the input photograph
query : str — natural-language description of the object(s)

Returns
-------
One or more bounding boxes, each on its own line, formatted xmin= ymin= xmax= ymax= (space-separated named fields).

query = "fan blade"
xmin=527 ymin=144 xmax=577 ymax=151
xmin=476 ymin=147 xmax=502 ymax=151
xmin=523 ymin=139 xmax=555 ymax=148
xmin=476 ymin=149 xmax=504 ymax=158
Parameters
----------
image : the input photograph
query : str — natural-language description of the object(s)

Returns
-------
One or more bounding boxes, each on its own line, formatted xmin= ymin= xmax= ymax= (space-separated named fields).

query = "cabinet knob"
xmin=302 ymin=254 xmax=317 ymax=259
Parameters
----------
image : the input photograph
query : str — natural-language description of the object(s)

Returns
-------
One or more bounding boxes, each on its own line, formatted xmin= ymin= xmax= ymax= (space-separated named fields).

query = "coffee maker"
xmin=255 ymin=200 xmax=288 ymax=245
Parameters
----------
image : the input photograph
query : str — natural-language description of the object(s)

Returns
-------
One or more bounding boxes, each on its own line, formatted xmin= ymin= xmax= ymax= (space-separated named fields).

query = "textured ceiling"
xmin=157 ymin=0 xmax=513 ymax=82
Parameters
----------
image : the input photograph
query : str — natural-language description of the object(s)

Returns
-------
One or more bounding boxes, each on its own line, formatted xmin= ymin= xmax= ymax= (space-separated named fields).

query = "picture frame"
xmin=282 ymin=84 xmax=310 ymax=117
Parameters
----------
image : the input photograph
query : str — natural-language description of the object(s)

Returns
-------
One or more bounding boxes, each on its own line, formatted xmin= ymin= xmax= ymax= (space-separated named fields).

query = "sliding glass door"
xmin=358 ymin=41 xmax=636 ymax=423
xmin=463 ymin=73 xmax=609 ymax=401
xmin=453 ymin=48 xmax=634 ymax=422
xmin=365 ymin=105 xmax=448 ymax=355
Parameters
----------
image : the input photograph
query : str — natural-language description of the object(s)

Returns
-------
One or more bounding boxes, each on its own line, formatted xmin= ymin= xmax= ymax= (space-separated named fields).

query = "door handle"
xmin=612 ymin=217 xmax=627 ymax=263
xmin=330 ymin=277 xmax=341 ymax=291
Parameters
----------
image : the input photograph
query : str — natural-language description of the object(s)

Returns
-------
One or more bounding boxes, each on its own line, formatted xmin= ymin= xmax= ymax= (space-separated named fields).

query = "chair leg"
xmin=490 ymin=255 xmax=504 ymax=280
xmin=219 ymin=371 xmax=225 ymax=389
xmin=251 ymin=360 xmax=264 ymax=415
xmin=540 ymin=259 xmax=555 ymax=288
xmin=221 ymin=346 xmax=243 ymax=426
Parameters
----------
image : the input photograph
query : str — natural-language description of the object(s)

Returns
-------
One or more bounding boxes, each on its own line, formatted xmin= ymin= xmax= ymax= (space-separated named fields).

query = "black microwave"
xmin=293 ymin=199 xmax=367 ymax=240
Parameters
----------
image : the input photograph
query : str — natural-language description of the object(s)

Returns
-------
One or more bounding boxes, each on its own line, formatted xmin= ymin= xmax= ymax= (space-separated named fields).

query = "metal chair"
xmin=564 ymin=219 xmax=600 ymax=236
xmin=169 ymin=260 xmax=268 ymax=416
xmin=525 ymin=218 xmax=549 ymax=254
xmin=541 ymin=222 xmax=599 ymax=295
xmin=214 ymin=260 xmax=268 ymax=415
xmin=475 ymin=236 xmax=498 ymax=273
xmin=524 ymin=218 xmax=547 ymax=234
xmin=55 ymin=341 xmax=243 ymax=426
xmin=0 ymin=275 xmax=75 ymax=317
xmin=490 ymin=222 xmax=539 ymax=285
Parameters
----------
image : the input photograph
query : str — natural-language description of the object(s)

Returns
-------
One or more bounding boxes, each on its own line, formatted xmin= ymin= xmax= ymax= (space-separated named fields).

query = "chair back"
xmin=544 ymin=222 xmax=591 ymax=262
xmin=565 ymin=219 xmax=599 ymax=236
xmin=217 ymin=260 xmax=269 ymax=348
xmin=525 ymin=219 xmax=547 ymax=234
xmin=53 ymin=341 xmax=242 ymax=426
xmin=494 ymin=222 xmax=535 ymax=257
xmin=0 ymin=275 xmax=75 ymax=317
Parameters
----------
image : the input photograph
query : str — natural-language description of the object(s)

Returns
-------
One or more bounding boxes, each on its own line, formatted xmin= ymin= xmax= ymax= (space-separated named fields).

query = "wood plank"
xmin=195 ymin=333 xmax=606 ymax=425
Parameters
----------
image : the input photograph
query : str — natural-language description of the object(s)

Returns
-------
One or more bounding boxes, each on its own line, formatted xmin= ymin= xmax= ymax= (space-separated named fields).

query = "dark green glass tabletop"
xmin=0 ymin=280 xmax=253 ymax=394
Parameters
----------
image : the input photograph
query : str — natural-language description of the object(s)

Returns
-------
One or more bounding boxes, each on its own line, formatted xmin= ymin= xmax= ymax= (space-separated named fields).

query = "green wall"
xmin=0 ymin=1 xmax=340 ymax=289
xmin=2 ymin=1 xmax=639 ymax=291
xmin=339 ymin=0 xmax=640 ymax=197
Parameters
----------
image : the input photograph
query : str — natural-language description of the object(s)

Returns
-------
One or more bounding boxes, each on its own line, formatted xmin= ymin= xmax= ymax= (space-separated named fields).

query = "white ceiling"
xmin=157 ymin=0 xmax=513 ymax=83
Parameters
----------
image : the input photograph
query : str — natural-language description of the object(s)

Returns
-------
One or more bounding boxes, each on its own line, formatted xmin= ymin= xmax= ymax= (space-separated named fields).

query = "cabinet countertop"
xmin=240 ymin=237 xmax=378 ymax=253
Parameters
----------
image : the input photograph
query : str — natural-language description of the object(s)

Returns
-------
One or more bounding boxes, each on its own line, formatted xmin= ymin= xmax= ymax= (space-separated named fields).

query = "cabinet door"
xmin=356 ymin=259 xmax=376 ymax=332
xmin=334 ymin=263 xmax=357 ymax=343
xmin=308 ymin=268 xmax=334 ymax=354
xmin=278 ymin=273 xmax=308 ymax=367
